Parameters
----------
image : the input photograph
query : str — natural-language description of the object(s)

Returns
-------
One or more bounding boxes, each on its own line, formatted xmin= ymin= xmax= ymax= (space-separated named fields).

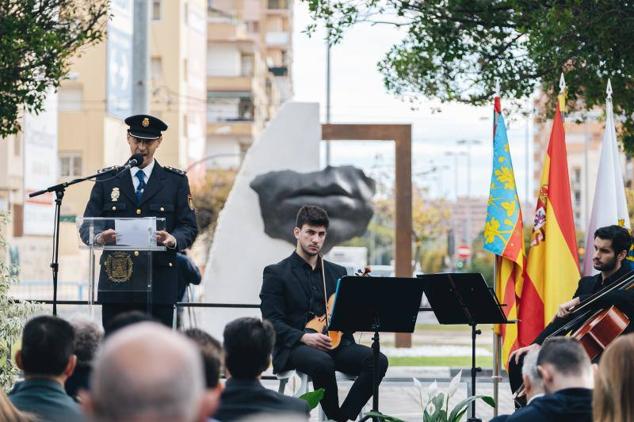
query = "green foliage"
xmin=303 ymin=0 xmax=634 ymax=154
xmin=298 ymin=388 xmax=325 ymax=410
xmin=0 ymin=212 xmax=39 ymax=390
xmin=0 ymin=0 xmax=109 ymax=137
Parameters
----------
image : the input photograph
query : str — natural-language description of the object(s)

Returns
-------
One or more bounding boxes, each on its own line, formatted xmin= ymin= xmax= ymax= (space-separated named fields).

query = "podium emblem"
xmin=104 ymin=252 xmax=133 ymax=283
xmin=111 ymin=187 xmax=120 ymax=202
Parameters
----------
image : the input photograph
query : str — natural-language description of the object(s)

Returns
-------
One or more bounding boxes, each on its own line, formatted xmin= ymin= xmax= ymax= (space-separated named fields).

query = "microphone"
xmin=123 ymin=153 xmax=144 ymax=169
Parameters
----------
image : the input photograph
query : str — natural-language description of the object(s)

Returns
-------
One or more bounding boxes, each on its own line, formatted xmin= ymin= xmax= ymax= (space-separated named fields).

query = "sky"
xmin=291 ymin=0 xmax=534 ymax=203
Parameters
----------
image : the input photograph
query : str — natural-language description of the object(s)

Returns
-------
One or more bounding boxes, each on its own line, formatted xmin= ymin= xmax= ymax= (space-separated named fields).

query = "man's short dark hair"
xmin=104 ymin=310 xmax=156 ymax=337
xmin=184 ymin=328 xmax=223 ymax=388
xmin=595 ymin=225 xmax=632 ymax=256
xmin=295 ymin=205 xmax=329 ymax=230
xmin=537 ymin=337 xmax=590 ymax=376
xmin=223 ymin=317 xmax=275 ymax=379
xmin=21 ymin=315 xmax=75 ymax=376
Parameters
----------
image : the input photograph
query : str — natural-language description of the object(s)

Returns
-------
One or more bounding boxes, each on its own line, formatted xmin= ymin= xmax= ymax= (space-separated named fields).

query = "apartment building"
xmin=206 ymin=0 xmax=293 ymax=168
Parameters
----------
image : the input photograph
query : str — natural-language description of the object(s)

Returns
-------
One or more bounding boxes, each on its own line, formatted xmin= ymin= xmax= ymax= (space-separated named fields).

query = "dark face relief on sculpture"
xmin=250 ymin=166 xmax=376 ymax=252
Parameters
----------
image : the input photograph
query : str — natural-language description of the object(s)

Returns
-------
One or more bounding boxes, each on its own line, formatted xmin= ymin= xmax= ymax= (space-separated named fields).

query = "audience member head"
xmin=536 ymin=337 xmax=592 ymax=394
xmin=593 ymin=333 xmax=634 ymax=422
xmin=521 ymin=348 xmax=544 ymax=403
xmin=594 ymin=225 xmax=632 ymax=256
xmin=0 ymin=390 xmax=36 ymax=422
xmin=223 ymin=317 xmax=275 ymax=380
xmin=184 ymin=328 xmax=223 ymax=389
xmin=103 ymin=310 xmax=156 ymax=337
xmin=83 ymin=322 xmax=213 ymax=422
xmin=15 ymin=315 xmax=76 ymax=383
xmin=70 ymin=318 xmax=104 ymax=368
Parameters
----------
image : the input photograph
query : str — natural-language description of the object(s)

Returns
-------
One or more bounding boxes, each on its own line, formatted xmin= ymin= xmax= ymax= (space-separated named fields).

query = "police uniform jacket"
xmin=82 ymin=161 xmax=198 ymax=305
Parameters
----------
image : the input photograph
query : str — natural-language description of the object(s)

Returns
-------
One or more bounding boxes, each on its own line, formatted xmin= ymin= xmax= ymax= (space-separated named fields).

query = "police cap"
xmin=124 ymin=114 xmax=168 ymax=140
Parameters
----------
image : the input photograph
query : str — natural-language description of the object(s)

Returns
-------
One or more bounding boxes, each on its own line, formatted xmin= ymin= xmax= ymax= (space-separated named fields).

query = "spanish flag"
xmin=519 ymin=102 xmax=580 ymax=346
xmin=483 ymin=97 xmax=524 ymax=365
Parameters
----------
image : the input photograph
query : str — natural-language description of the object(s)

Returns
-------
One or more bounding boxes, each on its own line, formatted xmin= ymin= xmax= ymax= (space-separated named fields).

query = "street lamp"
xmin=456 ymin=139 xmax=482 ymax=199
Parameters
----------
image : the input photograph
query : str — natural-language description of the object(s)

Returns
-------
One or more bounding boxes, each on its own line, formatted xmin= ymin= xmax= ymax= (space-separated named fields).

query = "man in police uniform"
xmin=83 ymin=114 xmax=198 ymax=328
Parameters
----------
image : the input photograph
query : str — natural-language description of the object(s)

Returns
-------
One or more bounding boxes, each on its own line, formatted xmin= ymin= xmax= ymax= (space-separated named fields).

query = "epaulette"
xmin=97 ymin=165 xmax=121 ymax=174
xmin=164 ymin=166 xmax=187 ymax=176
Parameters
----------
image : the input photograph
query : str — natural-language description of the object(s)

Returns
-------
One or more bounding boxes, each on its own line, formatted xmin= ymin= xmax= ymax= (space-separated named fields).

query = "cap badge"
xmin=142 ymin=117 xmax=150 ymax=127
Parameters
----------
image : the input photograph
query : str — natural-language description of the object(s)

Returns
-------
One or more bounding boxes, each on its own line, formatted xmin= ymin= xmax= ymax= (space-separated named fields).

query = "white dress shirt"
xmin=130 ymin=159 xmax=155 ymax=190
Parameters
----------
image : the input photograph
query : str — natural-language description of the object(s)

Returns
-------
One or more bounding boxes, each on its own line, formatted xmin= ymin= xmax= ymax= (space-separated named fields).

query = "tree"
xmin=303 ymin=0 xmax=634 ymax=154
xmin=0 ymin=213 xmax=39 ymax=389
xmin=0 ymin=0 xmax=109 ymax=137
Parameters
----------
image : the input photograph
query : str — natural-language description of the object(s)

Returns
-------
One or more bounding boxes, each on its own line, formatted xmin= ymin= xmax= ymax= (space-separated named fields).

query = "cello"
xmin=304 ymin=258 xmax=371 ymax=349
xmin=513 ymin=269 xmax=634 ymax=404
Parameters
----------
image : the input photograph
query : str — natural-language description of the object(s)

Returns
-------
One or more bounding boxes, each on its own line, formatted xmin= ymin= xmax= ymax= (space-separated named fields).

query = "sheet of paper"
xmin=115 ymin=219 xmax=155 ymax=247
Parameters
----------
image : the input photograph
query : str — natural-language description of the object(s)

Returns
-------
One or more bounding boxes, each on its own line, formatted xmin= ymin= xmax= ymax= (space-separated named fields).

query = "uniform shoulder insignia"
xmin=97 ymin=165 xmax=121 ymax=174
xmin=164 ymin=166 xmax=187 ymax=176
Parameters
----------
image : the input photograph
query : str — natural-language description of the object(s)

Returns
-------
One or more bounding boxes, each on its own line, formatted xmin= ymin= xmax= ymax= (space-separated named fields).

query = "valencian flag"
xmin=582 ymin=80 xmax=631 ymax=276
xmin=483 ymin=96 xmax=524 ymax=365
xmin=519 ymin=101 xmax=580 ymax=346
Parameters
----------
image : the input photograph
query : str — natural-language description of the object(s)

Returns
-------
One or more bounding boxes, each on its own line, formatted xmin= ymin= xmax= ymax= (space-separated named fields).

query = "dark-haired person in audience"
xmin=495 ymin=337 xmax=593 ymax=422
xmin=82 ymin=322 xmax=215 ymax=422
xmin=103 ymin=309 xmax=156 ymax=337
xmin=184 ymin=328 xmax=223 ymax=419
xmin=260 ymin=205 xmax=388 ymax=421
xmin=508 ymin=225 xmax=634 ymax=395
xmin=9 ymin=315 xmax=83 ymax=422
xmin=593 ymin=333 xmax=634 ymax=422
xmin=214 ymin=317 xmax=310 ymax=421
xmin=65 ymin=318 xmax=103 ymax=400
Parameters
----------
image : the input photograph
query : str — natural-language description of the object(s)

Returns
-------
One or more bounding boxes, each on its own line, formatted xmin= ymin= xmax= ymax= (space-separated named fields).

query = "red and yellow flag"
xmin=483 ymin=97 xmax=525 ymax=365
xmin=519 ymin=103 xmax=580 ymax=346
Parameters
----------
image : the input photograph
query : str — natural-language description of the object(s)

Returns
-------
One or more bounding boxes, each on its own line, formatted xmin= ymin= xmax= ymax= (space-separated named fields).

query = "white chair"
xmin=276 ymin=370 xmax=364 ymax=421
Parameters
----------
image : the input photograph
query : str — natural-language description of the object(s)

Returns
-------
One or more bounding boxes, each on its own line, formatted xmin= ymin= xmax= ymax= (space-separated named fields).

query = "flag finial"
xmin=558 ymin=73 xmax=567 ymax=112
xmin=607 ymin=79 xmax=613 ymax=99
xmin=495 ymin=79 xmax=500 ymax=97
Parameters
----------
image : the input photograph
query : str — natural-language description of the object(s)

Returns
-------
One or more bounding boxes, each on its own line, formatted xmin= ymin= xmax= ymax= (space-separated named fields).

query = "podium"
xmin=329 ymin=276 xmax=425 ymax=420
xmin=419 ymin=273 xmax=510 ymax=421
xmin=77 ymin=217 xmax=166 ymax=318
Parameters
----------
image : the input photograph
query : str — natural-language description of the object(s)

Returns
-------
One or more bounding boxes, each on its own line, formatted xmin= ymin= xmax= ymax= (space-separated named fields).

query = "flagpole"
xmin=492 ymin=86 xmax=499 ymax=418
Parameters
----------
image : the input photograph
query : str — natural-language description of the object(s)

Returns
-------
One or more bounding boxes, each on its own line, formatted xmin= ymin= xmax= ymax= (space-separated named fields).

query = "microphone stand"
xmin=29 ymin=167 xmax=126 ymax=315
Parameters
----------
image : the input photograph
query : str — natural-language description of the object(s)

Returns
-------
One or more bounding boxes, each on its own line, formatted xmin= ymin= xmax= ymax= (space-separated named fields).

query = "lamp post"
xmin=444 ymin=150 xmax=468 ymax=200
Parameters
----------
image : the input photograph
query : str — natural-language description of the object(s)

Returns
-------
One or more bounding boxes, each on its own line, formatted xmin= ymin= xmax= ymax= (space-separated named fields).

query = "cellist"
xmin=260 ymin=205 xmax=388 ymax=422
xmin=509 ymin=225 xmax=634 ymax=396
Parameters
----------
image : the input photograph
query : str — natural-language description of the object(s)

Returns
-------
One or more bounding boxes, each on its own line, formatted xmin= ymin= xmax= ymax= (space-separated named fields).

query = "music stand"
xmin=419 ymin=273 xmax=511 ymax=422
xmin=329 ymin=276 xmax=425 ymax=421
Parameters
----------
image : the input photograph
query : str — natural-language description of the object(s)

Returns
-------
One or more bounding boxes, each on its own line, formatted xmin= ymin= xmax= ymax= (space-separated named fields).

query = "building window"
xmin=240 ymin=53 xmax=254 ymax=77
xmin=151 ymin=57 xmax=163 ymax=81
xmin=184 ymin=2 xmax=189 ymax=25
xmin=152 ymin=0 xmax=161 ymax=20
xmin=58 ymin=86 xmax=83 ymax=112
xmin=59 ymin=153 xmax=82 ymax=177
xmin=245 ymin=21 xmax=259 ymax=33
xmin=207 ymin=92 xmax=254 ymax=122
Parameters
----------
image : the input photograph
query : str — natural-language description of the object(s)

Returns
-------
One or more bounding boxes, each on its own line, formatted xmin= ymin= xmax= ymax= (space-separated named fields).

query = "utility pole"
xmin=132 ymin=0 xmax=150 ymax=114
xmin=325 ymin=36 xmax=332 ymax=165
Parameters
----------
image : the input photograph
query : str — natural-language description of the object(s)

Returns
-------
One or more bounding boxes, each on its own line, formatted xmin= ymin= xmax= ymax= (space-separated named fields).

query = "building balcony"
xmin=207 ymin=121 xmax=254 ymax=137
xmin=267 ymin=0 xmax=290 ymax=10
xmin=265 ymin=31 xmax=289 ymax=46
xmin=207 ymin=76 xmax=253 ymax=92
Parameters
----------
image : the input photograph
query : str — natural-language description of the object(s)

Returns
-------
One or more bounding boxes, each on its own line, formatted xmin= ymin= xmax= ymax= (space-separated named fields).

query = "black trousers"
xmin=102 ymin=303 xmax=174 ymax=333
xmin=287 ymin=343 xmax=388 ymax=421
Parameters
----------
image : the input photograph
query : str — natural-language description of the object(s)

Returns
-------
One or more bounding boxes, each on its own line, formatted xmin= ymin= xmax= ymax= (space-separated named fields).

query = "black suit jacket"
xmin=534 ymin=264 xmax=634 ymax=344
xmin=214 ymin=378 xmax=310 ymax=421
xmin=82 ymin=161 xmax=198 ymax=304
xmin=260 ymin=252 xmax=352 ymax=372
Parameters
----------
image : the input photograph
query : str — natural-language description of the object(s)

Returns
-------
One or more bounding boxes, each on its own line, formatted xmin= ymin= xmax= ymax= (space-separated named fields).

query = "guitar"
xmin=304 ymin=262 xmax=371 ymax=349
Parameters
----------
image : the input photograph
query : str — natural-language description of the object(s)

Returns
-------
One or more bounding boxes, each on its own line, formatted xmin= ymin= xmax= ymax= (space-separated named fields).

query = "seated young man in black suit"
xmin=214 ymin=317 xmax=310 ymax=421
xmin=260 ymin=205 xmax=388 ymax=422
